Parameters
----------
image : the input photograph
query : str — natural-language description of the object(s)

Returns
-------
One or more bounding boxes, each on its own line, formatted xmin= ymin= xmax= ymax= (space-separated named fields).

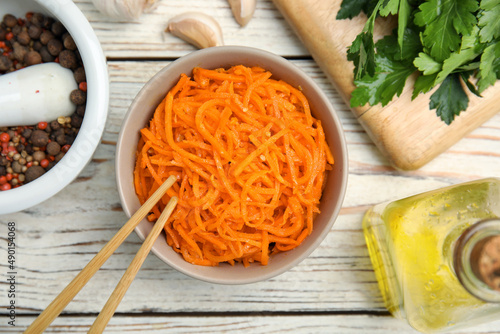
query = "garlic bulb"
xmin=166 ymin=12 xmax=224 ymax=49
xmin=92 ymin=0 xmax=158 ymax=21
xmin=227 ymin=0 xmax=256 ymax=27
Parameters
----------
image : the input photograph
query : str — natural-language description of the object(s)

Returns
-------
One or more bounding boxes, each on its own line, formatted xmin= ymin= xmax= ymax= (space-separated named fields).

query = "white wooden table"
xmin=1 ymin=0 xmax=500 ymax=333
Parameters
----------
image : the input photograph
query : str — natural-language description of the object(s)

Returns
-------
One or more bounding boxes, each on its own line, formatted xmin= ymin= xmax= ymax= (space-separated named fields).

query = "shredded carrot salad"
xmin=134 ymin=65 xmax=334 ymax=266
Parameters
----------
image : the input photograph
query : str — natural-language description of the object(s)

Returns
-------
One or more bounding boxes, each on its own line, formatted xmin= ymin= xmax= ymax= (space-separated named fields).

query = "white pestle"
xmin=0 ymin=62 xmax=78 ymax=127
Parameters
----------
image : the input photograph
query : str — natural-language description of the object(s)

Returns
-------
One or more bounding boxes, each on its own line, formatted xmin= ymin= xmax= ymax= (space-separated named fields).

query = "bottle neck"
xmin=454 ymin=218 xmax=500 ymax=303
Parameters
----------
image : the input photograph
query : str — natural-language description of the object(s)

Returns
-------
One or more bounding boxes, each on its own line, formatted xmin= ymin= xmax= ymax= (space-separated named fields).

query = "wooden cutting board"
xmin=273 ymin=0 xmax=500 ymax=170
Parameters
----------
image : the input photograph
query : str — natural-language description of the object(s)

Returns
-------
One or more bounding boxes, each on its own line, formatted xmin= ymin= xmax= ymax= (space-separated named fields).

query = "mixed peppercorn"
xmin=0 ymin=12 xmax=87 ymax=191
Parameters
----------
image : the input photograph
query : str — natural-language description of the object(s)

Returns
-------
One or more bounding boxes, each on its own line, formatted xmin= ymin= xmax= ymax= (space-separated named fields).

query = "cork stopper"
xmin=471 ymin=235 xmax=500 ymax=291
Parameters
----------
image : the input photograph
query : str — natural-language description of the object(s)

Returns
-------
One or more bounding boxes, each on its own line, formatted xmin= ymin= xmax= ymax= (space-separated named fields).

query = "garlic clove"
xmin=166 ymin=12 xmax=224 ymax=49
xmin=227 ymin=0 xmax=256 ymax=27
xmin=92 ymin=0 xmax=158 ymax=21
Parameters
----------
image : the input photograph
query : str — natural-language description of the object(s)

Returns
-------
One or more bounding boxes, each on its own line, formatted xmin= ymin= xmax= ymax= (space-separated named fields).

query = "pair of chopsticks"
xmin=25 ymin=175 xmax=178 ymax=334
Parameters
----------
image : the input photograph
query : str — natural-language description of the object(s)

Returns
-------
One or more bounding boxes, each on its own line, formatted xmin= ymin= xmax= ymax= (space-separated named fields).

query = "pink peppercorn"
xmin=38 ymin=121 xmax=48 ymax=130
xmin=0 ymin=132 xmax=10 ymax=143
xmin=40 ymin=159 xmax=49 ymax=168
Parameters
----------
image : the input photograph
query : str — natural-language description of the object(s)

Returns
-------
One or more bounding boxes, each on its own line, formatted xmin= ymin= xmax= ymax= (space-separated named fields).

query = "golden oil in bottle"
xmin=363 ymin=178 xmax=500 ymax=333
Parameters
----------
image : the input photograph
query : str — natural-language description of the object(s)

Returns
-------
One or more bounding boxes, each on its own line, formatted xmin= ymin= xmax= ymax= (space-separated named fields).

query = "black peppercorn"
xmin=15 ymin=144 xmax=25 ymax=153
xmin=70 ymin=114 xmax=83 ymax=128
xmin=12 ymin=25 xmax=21 ymax=36
xmin=12 ymin=25 xmax=22 ymax=36
xmin=76 ymin=105 xmax=86 ymax=117
xmin=28 ymin=24 xmax=42 ymax=39
xmin=39 ymin=47 xmax=55 ymax=63
xmin=32 ymin=40 xmax=43 ymax=51
xmin=0 ymin=55 xmax=13 ymax=71
xmin=70 ymin=89 xmax=86 ymax=105
xmin=11 ymin=161 xmax=22 ymax=174
xmin=25 ymin=166 xmax=45 ymax=183
xmin=22 ymin=128 xmax=32 ymax=139
xmin=46 ymin=141 xmax=61 ymax=156
xmin=3 ymin=14 xmax=18 ymax=28
xmin=51 ymin=21 xmax=65 ymax=36
xmin=42 ymin=17 xmax=54 ymax=30
xmin=46 ymin=161 xmax=57 ymax=171
xmin=30 ymin=130 xmax=49 ymax=147
xmin=25 ymin=144 xmax=34 ymax=155
xmin=39 ymin=30 xmax=54 ymax=45
xmin=63 ymin=35 xmax=77 ymax=51
xmin=55 ymin=152 xmax=65 ymax=162
xmin=66 ymin=135 xmax=76 ymax=145
xmin=24 ymin=51 xmax=42 ymax=66
xmin=73 ymin=67 xmax=86 ymax=83
xmin=12 ymin=42 xmax=28 ymax=62
xmin=49 ymin=120 xmax=60 ymax=130
xmin=59 ymin=49 xmax=78 ymax=69
xmin=30 ymin=13 xmax=45 ymax=27
xmin=47 ymin=39 xmax=63 ymax=56
xmin=56 ymin=134 xmax=67 ymax=146
xmin=17 ymin=30 xmax=30 ymax=45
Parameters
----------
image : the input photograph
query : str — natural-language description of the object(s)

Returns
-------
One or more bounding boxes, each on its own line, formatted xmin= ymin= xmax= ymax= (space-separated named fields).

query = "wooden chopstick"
xmin=24 ymin=175 xmax=177 ymax=334
xmin=88 ymin=196 xmax=178 ymax=333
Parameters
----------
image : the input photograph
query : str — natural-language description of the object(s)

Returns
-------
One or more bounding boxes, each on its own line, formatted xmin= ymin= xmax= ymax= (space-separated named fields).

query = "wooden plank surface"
xmin=272 ymin=0 xmax=500 ymax=170
xmin=4 ymin=314 xmax=500 ymax=333
xmin=1 ymin=0 xmax=500 ymax=333
xmin=73 ymin=0 xmax=307 ymax=58
xmin=1 ymin=59 xmax=500 ymax=333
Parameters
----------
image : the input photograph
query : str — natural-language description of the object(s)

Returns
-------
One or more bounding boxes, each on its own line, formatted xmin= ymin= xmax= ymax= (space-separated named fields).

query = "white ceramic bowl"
xmin=0 ymin=0 xmax=109 ymax=214
xmin=116 ymin=46 xmax=348 ymax=284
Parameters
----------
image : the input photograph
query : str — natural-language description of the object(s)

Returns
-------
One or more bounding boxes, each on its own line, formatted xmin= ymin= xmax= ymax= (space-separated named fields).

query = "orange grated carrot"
xmin=133 ymin=65 xmax=334 ymax=266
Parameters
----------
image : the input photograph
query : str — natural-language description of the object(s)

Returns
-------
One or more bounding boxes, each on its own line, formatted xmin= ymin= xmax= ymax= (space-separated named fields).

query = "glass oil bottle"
xmin=362 ymin=178 xmax=500 ymax=333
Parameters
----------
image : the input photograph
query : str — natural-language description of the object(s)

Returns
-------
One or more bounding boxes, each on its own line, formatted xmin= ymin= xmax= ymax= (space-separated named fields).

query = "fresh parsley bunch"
xmin=337 ymin=0 xmax=500 ymax=124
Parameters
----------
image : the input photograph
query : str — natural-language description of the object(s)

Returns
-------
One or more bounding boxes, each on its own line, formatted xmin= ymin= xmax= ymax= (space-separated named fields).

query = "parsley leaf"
xmin=338 ymin=0 xmax=500 ymax=125
xmin=477 ymin=41 xmax=500 ymax=93
xmin=478 ymin=0 xmax=500 ymax=43
xmin=412 ymin=73 xmax=438 ymax=100
xmin=348 ymin=31 xmax=377 ymax=80
xmin=414 ymin=53 xmax=441 ymax=75
xmin=346 ymin=0 xmax=385 ymax=80
xmin=351 ymin=53 xmax=415 ymax=107
xmin=396 ymin=0 xmax=411 ymax=54
xmin=435 ymin=26 xmax=483 ymax=85
xmin=415 ymin=0 xmax=478 ymax=62
xmin=429 ymin=74 xmax=469 ymax=125
xmin=461 ymin=72 xmax=482 ymax=97
xmin=346 ymin=0 xmax=414 ymax=80
xmin=379 ymin=0 xmax=399 ymax=16
xmin=436 ymin=48 xmax=478 ymax=84
xmin=337 ymin=0 xmax=378 ymax=19
xmin=379 ymin=0 xmax=411 ymax=53
xmin=376 ymin=25 xmax=422 ymax=61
